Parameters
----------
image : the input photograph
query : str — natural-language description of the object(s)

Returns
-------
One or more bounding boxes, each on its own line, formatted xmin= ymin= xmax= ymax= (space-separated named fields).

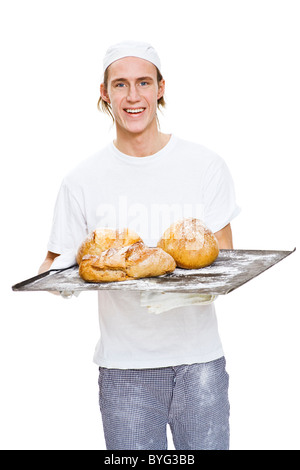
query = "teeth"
xmin=125 ymin=108 xmax=144 ymax=114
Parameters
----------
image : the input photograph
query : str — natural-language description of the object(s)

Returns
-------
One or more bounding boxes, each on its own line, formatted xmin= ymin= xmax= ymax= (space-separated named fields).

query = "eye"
xmin=115 ymin=83 xmax=125 ymax=88
xmin=140 ymin=81 xmax=149 ymax=86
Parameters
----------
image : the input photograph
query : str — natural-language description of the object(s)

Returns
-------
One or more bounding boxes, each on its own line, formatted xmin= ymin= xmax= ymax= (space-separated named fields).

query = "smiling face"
xmin=100 ymin=56 xmax=165 ymax=137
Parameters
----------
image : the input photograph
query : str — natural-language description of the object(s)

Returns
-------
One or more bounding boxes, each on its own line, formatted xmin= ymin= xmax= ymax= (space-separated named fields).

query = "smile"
xmin=124 ymin=108 xmax=145 ymax=114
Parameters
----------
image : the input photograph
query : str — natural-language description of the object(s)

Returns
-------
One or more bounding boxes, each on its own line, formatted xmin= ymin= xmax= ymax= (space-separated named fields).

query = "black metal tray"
xmin=12 ymin=249 xmax=296 ymax=295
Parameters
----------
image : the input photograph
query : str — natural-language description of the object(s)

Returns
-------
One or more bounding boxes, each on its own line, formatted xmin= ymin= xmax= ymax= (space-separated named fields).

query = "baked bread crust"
xmin=157 ymin=218 xmax=219 ymax=269
xmin=79 ymin=241 xmax=176 ymax=282
xmin=76 ymin=227 xmax=142 ymax=264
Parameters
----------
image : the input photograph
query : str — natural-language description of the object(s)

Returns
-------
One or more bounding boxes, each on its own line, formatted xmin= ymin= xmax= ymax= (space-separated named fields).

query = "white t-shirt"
xmin=48 ymin=135 xmax=240 ymax=369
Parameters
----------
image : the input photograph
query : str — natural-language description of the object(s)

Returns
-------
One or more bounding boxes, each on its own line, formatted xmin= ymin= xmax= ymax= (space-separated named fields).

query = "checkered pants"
xmin=98 ymin=357 xmax=230 ymax=450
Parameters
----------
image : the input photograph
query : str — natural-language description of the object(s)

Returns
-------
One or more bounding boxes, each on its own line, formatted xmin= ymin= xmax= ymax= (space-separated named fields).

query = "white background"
xmin=1 ymin=0 xmax=299 ymax=450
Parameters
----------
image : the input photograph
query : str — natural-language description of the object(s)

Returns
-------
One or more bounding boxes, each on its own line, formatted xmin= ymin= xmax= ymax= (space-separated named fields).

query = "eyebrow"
xmin=111 ymin=76 xmax=154 ymax=85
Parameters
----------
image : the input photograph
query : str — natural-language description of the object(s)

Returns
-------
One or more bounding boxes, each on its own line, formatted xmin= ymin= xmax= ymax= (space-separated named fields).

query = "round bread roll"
xmin=157 ymin=218 xmax=219 ymax=269
xmin=79 ymin=241 xmax=176 ymax=282
xmin=76 ymin=227 xmax=142 ymax=264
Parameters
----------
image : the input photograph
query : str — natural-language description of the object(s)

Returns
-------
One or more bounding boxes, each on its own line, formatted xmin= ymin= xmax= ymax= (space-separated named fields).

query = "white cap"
xmin=103 ymin=40 xmax=161 ymax=73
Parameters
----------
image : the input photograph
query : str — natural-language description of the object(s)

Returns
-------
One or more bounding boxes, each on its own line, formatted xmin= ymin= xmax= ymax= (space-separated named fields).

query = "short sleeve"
xmin=203 ymin=157 xmax=241 ymax=233
xmin=47 ymin=179 xmax=88 ymax=254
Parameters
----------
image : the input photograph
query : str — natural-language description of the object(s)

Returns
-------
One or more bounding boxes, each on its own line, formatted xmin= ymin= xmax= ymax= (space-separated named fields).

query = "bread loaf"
xmin=79 ymin=241 xmax=176 ymax=282
xmin=157 ymin=218 xmax=219 ymax=269
xmin=76 ymin=227 xmax=142 ymax=264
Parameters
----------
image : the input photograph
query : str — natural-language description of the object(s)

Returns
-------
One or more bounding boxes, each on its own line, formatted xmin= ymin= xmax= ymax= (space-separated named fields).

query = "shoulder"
xmin=173 ymin=135 xmax=225 ymax=169
xmin=62 ymin=144 xmax=112 ymax=189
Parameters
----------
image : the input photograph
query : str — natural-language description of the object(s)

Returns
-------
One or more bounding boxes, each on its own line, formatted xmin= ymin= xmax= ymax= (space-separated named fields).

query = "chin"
xmin=117 ymin=113 xmax=157 ymax=135
xmin=127 ymin=119 xmax=157 ymax=135
xmin=123 ymin=122 xmax=149 ymax=134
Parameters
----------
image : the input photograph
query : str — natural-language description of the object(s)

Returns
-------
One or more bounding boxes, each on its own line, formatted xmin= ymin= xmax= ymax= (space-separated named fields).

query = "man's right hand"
xmin=38 ymin=251 xmax=80 ymax=299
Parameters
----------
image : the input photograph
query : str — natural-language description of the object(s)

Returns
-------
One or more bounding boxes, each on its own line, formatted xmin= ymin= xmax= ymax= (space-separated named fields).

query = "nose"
xmin=127 ymin=84 xmax=140 ymax=102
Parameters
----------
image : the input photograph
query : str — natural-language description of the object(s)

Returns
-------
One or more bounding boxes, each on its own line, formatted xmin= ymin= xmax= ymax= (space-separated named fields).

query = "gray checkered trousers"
xmin=98 ymin=356 xmax=230 ymax=450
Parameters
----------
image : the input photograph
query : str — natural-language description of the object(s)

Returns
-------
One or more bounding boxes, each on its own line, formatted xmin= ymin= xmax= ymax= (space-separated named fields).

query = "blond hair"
xmin=97 ymin=66 xmax=166 ymax=122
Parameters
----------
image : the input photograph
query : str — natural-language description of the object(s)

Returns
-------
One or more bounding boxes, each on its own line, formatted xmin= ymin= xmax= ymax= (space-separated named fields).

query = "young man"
xmin=40 ymin=41 xmax=240 ymax=450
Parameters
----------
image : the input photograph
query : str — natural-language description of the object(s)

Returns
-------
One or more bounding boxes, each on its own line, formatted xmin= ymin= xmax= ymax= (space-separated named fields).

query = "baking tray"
xmin=12 ymin=249 xmax=296 ymax=295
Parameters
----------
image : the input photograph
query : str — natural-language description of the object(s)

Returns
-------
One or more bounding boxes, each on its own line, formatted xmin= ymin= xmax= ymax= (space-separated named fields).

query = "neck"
xmin=114 ymin=123 xmax=170 ymax=157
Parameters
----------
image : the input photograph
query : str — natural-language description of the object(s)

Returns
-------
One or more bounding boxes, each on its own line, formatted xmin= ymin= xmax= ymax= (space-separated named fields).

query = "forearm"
xmin=38 ymin=251 xmax=60 ymax=274
xmin=38 ymin=251 xmax=60 ymax=295
xmin=214 ymin=223 xmax=233 ymax=249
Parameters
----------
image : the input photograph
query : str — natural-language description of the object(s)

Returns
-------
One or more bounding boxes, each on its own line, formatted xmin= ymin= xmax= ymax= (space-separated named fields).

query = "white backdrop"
xmin=1 ymin=0 xmax=299 ymax=450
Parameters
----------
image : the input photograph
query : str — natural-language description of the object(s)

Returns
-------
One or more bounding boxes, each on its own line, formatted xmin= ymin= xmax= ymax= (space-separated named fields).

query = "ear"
xmin=157 ymin=79 xmax=165 ymax=100
xmin=100 ymin=83 xmax=110 ymax=104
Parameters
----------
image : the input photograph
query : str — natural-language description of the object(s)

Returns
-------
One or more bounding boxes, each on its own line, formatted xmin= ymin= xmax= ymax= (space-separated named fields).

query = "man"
xmin=40 ymin=41 xmax=240 ymax=450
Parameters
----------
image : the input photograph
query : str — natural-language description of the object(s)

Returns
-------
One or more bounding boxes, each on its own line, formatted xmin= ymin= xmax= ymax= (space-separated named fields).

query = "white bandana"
xmin=103 ymin=40 xmax=161 ymax=73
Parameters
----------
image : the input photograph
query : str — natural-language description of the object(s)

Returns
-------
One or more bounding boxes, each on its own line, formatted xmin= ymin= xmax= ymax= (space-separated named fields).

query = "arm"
xmin=214 ymin=223 xmax=233 ymax=249
xmin=38 ymin=251 xmax=60 ymax=274
xmin=38 ymin=251 xmax=62 ymax=296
